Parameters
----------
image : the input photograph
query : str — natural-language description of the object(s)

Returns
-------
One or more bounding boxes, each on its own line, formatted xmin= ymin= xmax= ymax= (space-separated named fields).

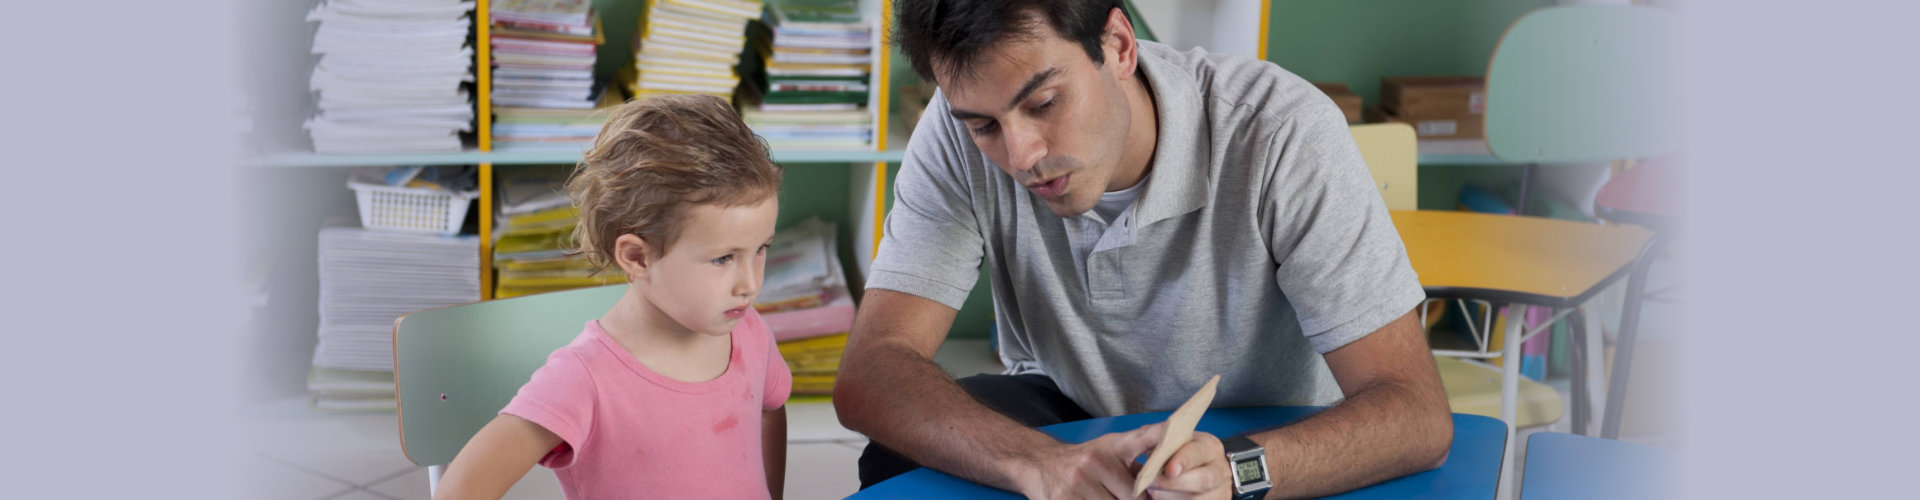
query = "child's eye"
xmin=971 ymin=121 xmax=998 ymax=135
xmin=713 ymin=255 xmax=734 ymax=265
xmin=756 ymin=244 xmax=770 ymax=255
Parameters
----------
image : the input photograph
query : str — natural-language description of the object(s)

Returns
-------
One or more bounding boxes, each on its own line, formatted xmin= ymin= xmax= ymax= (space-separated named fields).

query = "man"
xmin=834 ymin=1 xmax=1452 ymax=498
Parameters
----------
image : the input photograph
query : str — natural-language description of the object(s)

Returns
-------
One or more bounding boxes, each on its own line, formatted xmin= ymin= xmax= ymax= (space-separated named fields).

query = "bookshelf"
xmin=247 ymin=0 xmax=899 ymax=298
xmin=238 ymin=0 xmax=900 ymax=400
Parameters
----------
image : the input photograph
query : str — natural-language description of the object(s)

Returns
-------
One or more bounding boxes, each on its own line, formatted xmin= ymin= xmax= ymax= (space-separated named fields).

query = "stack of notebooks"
xmin=740 ymin=0 xmax=874 ymax=150
xmin=312 ymin=225 xmax=480 ymax=410
xmin=490 ymin=0 xmax=616 ymax=152
xmin=623 ymin=0 xmax=765 ymax=98
xmin=759 ymin=218 xmax=857 ymax=401
xmin=494 ymin=167 xmax=624 ymax=298
xmin=304 ymin=0 xmax=475 ymax=153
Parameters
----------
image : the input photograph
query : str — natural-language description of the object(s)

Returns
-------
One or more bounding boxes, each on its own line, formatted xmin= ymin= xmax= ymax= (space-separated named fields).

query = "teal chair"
xmin=1479 ymin=5 xmax=1681 ymax=497
xmin=1486 ymin=2 xmax=1682 ymax=436
xmin=392 ymin=284 xmax=626 ymax=493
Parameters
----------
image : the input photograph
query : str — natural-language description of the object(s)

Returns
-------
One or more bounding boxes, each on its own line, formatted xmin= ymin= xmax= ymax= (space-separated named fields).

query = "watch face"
xmin=1235 ymin=458 xmax=1266 ymax=484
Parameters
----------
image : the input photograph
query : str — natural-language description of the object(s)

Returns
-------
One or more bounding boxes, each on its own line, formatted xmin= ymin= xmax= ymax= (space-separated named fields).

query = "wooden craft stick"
xmin=1132 ymin=374 xmax=1221 ymax=496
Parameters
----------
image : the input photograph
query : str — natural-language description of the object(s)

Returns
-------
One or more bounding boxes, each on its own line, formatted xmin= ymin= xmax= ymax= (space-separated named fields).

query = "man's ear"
xmin=1101 ymin=6 xmax=1140 ymax=80
xmin=612 ymin=234 xmax=653 ymax=283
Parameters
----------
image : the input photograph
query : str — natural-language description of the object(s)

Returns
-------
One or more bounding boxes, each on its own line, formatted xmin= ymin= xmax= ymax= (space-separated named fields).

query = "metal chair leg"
xmin=1569 ymin=308 xmax=1589 ymax=436
xmin=1496 ymin=303 xmax=1527 ymax=500
xmin=429 ymin=464 xmax=446 ymax=496
xmin=1601 ymin=236 xmax=1662 ymax=439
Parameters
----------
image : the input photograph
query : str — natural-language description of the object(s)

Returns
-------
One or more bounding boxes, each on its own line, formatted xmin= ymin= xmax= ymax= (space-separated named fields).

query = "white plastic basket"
xmin=348 ymin=180 xmax=476 ymax=235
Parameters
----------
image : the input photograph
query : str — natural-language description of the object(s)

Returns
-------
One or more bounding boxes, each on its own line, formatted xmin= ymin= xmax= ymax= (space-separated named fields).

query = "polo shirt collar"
xmin=1129 ymin=44 xmax=1211 ymax=229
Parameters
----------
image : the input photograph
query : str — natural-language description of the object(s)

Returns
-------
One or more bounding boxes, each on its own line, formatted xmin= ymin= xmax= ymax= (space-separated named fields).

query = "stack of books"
xmin=490 ymin=0 xmax=614 ymax=152
xmin=304 ymin=0 xmax=475 ymax=153
xmin=312 ymin=225 xmax=480 ymax=410
xmin=623 ymin=0 xmax=765 ymax=99
xmin=494 ymin=167 xmax=624 ymax=298
xmin=740 ymin=0 xmax=874 ymax=150
xmin=759 ymin=218 xmax=857 ymax=400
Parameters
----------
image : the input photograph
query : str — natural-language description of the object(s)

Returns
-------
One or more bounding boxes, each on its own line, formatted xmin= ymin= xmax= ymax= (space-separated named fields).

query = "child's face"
xmin=642 ymin=197 xmax=780 ymax=337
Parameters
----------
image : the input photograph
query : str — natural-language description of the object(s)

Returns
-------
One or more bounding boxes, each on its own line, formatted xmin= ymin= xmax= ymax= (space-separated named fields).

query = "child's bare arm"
xmin=762 ymin=407 xmax=787 ymax=500
xmin=433 ymin=414 xmax=563 ymax=500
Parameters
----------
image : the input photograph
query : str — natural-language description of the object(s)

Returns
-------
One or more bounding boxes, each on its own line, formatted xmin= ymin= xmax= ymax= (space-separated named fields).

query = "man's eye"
xmin=971 ymin=121 xmax=999 ymax=135
xmin=1031 ymin=98 xmax=1056 ymax=114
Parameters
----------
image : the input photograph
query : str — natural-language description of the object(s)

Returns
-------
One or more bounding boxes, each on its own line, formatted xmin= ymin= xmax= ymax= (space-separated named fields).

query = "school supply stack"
xmin=622 ymin=0 xmax=765 ymax=99
xmin=1364 ymin=76 xmax=1487 ymax=139
xmin=489 ymin=0 xmax=616 ymax=152
xmin=312 ymin=223 xmax=479 ymax=410
xmin=493 ymin=166 xmax=623 ymax=298
xmin=304 ymin=0 xmax=475 ymax=153
xmin=758 ymin=218 xmax=857 ymax=399
xmin=739 ymin=0 xmax=875 ymax=150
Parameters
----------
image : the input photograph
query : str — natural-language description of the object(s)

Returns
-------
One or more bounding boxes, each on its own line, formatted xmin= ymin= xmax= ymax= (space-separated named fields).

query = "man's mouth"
xmin=1029 ymin=174 xmax=1070 ymax=198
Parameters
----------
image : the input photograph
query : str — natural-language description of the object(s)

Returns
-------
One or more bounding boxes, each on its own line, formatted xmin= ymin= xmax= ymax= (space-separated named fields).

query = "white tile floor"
xmin=242 ymin=339 xmax=1004 ymax=500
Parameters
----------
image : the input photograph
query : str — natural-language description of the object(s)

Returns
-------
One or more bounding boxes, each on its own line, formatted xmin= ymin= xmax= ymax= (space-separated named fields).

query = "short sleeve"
xmin=752 ymin=311 xmax=793 ymax=410
xmin=499 ymin=349 xmax=596 ymax=468
xmin=865 ymin=90 xmax=987 ymax=309
xmin=1261 ymin=104 xmax=1427 ymax=354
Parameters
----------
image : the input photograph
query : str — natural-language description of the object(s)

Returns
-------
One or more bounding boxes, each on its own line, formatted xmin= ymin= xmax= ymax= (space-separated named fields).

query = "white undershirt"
xmin=1092 ymin=178 xmax=1147 ymax=224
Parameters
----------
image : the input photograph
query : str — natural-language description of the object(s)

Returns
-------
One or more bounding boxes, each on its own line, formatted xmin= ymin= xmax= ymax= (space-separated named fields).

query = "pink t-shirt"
xmin=501 ymin=309 xmax=792 ymax=499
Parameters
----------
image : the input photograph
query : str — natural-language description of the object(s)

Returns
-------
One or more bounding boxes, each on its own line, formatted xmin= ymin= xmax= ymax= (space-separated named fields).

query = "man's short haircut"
xmin=893 ymin=0 xmax=1127 ymax=84
xmin=567 ymin=94 xmax=782 ymax=271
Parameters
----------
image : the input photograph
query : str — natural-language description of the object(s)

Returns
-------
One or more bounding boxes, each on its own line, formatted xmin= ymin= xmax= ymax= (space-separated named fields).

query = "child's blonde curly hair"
xmin=567 ymin=94 xmax=782 ymax=271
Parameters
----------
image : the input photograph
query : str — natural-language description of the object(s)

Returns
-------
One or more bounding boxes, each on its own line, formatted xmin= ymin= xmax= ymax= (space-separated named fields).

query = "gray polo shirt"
xmin=868 ymin=41 xmax=1425 ymax=417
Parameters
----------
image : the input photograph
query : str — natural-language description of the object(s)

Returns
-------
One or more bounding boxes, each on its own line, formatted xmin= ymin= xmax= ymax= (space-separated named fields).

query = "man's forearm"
xmin=1253 ymin=379 xmax=1453 ymax=498
xmin=835 ymin=342 xmax=1057 ymax=490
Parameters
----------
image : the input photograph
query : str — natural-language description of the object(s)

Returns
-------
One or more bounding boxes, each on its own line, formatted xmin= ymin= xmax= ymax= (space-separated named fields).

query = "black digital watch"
xmin=1221 ymin=435 xmax=1272 ymax=500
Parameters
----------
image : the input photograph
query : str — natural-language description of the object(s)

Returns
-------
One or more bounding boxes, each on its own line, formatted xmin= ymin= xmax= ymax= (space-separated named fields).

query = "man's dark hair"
xmin=893 ymin=0 xmax=1128 ymax=84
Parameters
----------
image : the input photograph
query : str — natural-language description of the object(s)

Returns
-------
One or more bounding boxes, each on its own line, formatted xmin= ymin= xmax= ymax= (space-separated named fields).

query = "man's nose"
xmin=1002 ymin=121 xmax=1047 ymax=175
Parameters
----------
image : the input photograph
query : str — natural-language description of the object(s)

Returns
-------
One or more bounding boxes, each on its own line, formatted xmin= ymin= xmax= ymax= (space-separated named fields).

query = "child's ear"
xmin=613 ymin=234 xmax=653 ymax=282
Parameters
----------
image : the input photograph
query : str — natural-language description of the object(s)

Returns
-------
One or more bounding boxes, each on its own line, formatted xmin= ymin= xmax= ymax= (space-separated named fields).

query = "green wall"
xmin=1265 ymin=0 xmax=1550 ymax=211
xmin=1265 ymin=0 xmax=1551 ymax=104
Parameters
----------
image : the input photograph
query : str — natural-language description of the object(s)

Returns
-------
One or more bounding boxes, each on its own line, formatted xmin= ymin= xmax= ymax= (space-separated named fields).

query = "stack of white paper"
xmin=313 ymin=227 xmax=479 ymax=379
xmin=304 ymin=0 xmax=476 ymax=153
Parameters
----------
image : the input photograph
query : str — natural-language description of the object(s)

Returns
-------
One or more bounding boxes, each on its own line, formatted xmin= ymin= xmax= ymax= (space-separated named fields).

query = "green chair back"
xmin=394 ymin=284 xmax=626 ymax=466
xmin=1484 ymin=6 xmax=1683 ymax=163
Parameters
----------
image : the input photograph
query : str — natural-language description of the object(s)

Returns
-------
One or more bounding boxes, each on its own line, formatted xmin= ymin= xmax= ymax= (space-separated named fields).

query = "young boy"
xmin=434 ymin=94 xmax=791 ymax=499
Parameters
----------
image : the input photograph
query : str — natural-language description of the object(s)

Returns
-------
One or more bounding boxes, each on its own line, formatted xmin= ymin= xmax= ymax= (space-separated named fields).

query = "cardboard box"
xmin=1312 ymin=82 xmax=1364 ymax=124
xmin=1380 ymin=76 xmax=1485 ymax=120
xmin=1365 ymin=105 xmax=1484 ymax=139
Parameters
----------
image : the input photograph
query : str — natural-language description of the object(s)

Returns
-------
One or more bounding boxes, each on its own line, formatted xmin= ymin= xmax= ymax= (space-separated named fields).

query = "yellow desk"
xmin=1394 ymin=210 xmax=1653 ymax=309
xmin=1394 ymin=209 xmax=1654 ymax=492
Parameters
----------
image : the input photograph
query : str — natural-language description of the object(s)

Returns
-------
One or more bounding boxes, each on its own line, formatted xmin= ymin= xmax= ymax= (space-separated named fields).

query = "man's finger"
xmin=1112 ymin=421 xmax=1169 ymax=462
xmin=1149 ymin=462 xmax=1226 ymax=495
xmin=1163 ymin=432 xmax=1225 ymax=479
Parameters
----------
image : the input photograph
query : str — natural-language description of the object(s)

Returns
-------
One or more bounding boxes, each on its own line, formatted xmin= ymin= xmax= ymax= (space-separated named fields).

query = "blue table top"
xmin=1520 ymin=433 xmax=1675 ymax=500
xmin=851 ymin=407 xmax=1507 ymax=499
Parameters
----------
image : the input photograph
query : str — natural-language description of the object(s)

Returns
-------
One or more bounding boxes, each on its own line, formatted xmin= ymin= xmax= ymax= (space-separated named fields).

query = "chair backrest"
xmin=394 ymin=284 xmax=626 ymax=466
xmin=1483 ymin=6 xmax=1683 ymax=163
xmin=1349 ymin=123 xmax=1419 ymax=211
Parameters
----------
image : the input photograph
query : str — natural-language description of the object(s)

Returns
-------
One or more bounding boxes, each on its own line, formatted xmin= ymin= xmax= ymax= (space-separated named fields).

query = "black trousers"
xmin=857 ymin=373 xmax=1094 ymax=489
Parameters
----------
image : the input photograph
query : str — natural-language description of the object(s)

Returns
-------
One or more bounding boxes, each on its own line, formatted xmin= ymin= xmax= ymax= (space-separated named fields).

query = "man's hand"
xmin=1145 ymin=432 xmax=1232 ymax=500
xmin=1014 ymin=422 xmax=1168 ymax=499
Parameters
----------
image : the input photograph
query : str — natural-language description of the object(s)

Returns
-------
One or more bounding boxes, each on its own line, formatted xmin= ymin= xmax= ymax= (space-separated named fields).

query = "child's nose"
xmin=737 ymin=266 xmax=761 ymax=297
